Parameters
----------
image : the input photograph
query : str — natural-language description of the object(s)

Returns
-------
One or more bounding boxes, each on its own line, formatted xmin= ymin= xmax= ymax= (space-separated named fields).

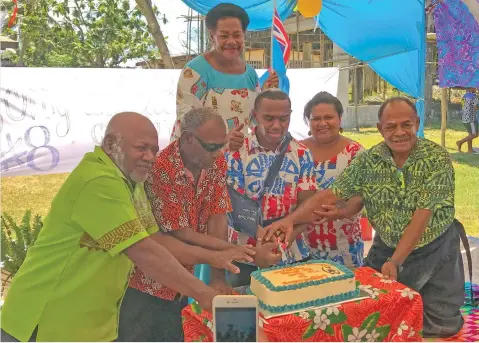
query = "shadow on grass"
xmin=424 ymin=120 xmax=466 ymax=132
xmin=450 ymin=152 xmax=479 ymax=168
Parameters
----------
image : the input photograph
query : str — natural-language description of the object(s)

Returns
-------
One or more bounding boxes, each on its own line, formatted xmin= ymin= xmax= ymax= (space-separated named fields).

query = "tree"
xmin=135 ymin=0 xmax=174 ymax=68
xmin=2 ymin=0 xmax=162 ymax=67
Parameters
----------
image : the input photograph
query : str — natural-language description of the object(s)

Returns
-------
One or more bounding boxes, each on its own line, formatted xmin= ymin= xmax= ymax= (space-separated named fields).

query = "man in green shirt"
xmin=0 ymin=112 xmax=245 ymax=342
xmin=262 ymin=98 xmax=464 ymax=338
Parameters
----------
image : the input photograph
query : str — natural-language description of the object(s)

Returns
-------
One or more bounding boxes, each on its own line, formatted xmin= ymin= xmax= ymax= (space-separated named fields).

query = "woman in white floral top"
xmin=301 ymin=92 xmax=365 ymax=268
xmin=171 ymin=3 xmax=277 ymax=148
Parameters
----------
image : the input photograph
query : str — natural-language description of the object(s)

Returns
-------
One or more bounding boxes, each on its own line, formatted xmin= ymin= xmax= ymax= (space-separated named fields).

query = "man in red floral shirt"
xmin=118 ymin=108 xmax=256 ymax=342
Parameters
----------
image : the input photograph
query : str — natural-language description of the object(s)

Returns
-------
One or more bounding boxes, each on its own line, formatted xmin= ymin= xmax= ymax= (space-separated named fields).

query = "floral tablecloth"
xmin=181 ymin=267 xmax=423 ymax=342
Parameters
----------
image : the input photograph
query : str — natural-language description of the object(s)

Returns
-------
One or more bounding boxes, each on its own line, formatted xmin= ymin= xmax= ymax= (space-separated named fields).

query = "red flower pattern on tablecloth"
xmin=181 ymin=267 xmax=425 ymax=342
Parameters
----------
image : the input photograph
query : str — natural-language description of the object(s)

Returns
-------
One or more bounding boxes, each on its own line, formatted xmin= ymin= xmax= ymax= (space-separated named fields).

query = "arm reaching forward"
xmin=126 ymin=237 xmax=218 ymax=312
xmin=260 ymin=189 xmax=340 ymax=244
xmin=313 ymin=196 xmax=364 ymax=224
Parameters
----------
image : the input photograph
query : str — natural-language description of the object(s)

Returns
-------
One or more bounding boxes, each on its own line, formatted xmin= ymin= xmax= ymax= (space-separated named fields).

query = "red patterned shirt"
xmin=128 ymin=140 xmax=232 ymax=300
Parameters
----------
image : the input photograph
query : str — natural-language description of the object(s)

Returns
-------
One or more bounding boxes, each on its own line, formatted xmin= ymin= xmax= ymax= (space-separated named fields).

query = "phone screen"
xmin=215 ymin=307 xmax=257 ymax=342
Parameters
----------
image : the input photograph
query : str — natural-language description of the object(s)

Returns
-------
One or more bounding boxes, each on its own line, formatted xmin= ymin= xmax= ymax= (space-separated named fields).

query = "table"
xmin=181 ymin=267 xmax=424 ymax=342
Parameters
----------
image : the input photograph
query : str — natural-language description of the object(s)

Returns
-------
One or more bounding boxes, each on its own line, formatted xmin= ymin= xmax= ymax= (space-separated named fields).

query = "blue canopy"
xmin=182 ymin=0 xmax=426 ymax=136
xmin=317 ymin=0 xmax=426 ymax=136
xmin=181 ymin=0 xmax=296 ymax=30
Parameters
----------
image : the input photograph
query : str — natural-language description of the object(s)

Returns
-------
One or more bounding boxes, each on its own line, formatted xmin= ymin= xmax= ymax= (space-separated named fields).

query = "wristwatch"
xmin=386 ymin=257 xmax=404 ymax=273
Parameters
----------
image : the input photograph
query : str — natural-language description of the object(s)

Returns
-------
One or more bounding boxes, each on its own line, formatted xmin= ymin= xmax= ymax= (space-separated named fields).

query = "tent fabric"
xmin=316 ymin=0 xmax=426 ymax=136
xmin=181 ymin=0 xmax=295 ymax=30
xmin=181 ymin=0 xmax=426 ymax=136
xmin=434 ymin=0 xmax=479 ymax=88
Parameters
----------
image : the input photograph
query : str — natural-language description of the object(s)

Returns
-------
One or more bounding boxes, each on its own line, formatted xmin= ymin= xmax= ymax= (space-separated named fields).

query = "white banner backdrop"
xmin=0 ymin=67 xmax=339 ymax=177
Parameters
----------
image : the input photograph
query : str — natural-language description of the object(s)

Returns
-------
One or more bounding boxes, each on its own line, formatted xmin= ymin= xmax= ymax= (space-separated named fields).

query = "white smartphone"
xmin=213 ymin=295 xmax=259 ymax=342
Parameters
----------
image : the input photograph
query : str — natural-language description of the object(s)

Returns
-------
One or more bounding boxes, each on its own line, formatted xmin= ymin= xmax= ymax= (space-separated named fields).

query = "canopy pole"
xmin=440 ymin=87 xmax=448 ymax=147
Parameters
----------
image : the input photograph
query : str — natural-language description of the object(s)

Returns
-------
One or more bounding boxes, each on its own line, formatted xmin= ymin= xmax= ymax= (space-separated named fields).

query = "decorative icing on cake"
xmin=249 ymin=260 xmax=359 ymax=313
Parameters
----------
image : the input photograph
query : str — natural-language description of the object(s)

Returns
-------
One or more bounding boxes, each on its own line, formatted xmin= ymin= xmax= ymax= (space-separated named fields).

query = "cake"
xmin=249 ymin=260 xmax=359 ymax=313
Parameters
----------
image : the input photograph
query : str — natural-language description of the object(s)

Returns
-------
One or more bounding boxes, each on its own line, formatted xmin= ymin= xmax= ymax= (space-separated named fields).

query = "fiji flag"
xmin=259 ymin=8 xmax=291 ymax=94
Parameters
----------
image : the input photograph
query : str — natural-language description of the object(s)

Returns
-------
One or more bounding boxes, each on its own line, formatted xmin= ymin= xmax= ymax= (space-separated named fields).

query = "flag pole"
xmin=270 ymin=0 xmax=276 ymax=70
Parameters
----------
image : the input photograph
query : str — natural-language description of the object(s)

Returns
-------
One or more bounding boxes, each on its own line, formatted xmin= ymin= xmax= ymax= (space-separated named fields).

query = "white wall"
xmin=343 ymin=105 xmax=381 ymax=129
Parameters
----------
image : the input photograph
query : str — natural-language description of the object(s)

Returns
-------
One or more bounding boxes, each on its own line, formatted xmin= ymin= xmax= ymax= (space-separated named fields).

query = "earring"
xmin=339 ymin=127 xmax=344 ymax=134
xmin=308 ymin=130 xmax=311 ymax=136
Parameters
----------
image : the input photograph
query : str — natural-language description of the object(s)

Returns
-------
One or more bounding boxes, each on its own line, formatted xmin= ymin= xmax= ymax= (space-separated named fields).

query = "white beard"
xmin=129 ymin=168 xmax=149 ymax=183
xmin=112 ymin=151 xmax=150 ymax=183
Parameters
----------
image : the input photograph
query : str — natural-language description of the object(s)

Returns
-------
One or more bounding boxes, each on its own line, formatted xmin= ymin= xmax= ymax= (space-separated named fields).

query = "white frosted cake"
xmin=249 ymin=260 xmax=359 ymax=313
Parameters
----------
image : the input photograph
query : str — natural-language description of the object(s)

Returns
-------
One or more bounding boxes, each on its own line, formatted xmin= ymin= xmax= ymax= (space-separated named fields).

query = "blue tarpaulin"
xmin=182 ymin=0 xmax=426 ymax=136
xmin=181 ymin=0 xmax=296 ymax=30
xmin=317 ymin=0 xmax=426 ymax=136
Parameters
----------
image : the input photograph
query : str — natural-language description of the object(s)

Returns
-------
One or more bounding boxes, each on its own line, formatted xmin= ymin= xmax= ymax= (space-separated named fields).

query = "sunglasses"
xmin=194 ymin=135 xmax=225 ymax=152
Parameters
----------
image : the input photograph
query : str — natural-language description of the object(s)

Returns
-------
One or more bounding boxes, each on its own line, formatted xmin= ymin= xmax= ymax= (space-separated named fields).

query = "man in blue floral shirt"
xmin=225 ymin=90 xmax=317 ymax=286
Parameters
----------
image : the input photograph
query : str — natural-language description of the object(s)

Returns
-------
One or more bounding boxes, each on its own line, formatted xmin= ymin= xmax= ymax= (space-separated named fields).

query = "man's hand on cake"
xmin=210 ymin=248 xmax=255 ymax=274
xmin=229 ymin=244 xmax=256 ymax=261
xmin=257 ymin=225 xmax=281 ymax=244
xmin=254 ymin=242 xmax=282 ymax=268
xmin=381 ymin=261 xmax=398 ymax=281
xmin=225 ymin=245 xmax=256 ymax=264
xmin=261 ymin=218 xmax=295 ymax=246
xmin=313 ymin=204 xmax=344 ymax=224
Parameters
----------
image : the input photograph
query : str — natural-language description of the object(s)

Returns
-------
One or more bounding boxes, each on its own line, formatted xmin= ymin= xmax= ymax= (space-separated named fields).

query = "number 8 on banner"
xmin=25 ymin=126 xmax=60 ymax=171
xmin=1 ymin=126 xmax=60 ymax=172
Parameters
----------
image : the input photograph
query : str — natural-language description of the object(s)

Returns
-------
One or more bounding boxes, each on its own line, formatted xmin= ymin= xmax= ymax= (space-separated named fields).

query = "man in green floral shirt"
xmin=263 ymin=98 xmax=464 ymax=338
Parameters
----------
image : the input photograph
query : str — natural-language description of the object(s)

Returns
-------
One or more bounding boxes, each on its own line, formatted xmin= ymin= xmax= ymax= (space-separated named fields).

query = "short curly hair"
xmin=378 ymin=97 xmax=417 ymax=120
xmin=179 ymin=107 xmax=223 ymax=132
xmin=254 ymin=89 xmax=291 ymax=110
xmin=205 ymin=3 xmax=250 ymax=32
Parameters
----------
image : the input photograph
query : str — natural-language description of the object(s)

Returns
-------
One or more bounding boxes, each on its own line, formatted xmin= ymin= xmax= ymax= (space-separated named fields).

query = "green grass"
xmin=358 ymin=85 xmax=467 ymax=106
xmin=1 ymin=124 xmax=478 ymax=236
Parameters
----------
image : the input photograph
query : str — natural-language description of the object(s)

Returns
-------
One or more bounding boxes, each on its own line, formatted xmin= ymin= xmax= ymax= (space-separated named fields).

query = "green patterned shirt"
xmin=332 ymin=138 xmax=455 ymax=248
xmin=1 ymin=147 xmax=158 ymax=341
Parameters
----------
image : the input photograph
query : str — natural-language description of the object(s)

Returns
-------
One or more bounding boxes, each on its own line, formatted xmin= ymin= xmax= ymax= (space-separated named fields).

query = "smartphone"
xmin=213 ymin=295 xmax=259 ymax=342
